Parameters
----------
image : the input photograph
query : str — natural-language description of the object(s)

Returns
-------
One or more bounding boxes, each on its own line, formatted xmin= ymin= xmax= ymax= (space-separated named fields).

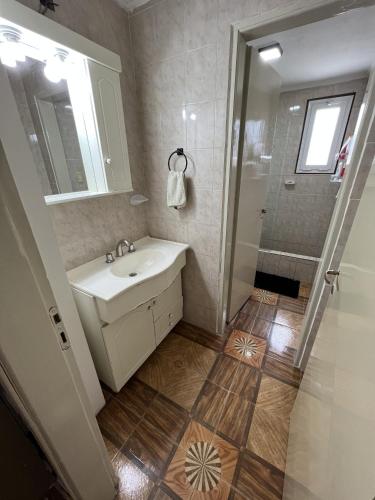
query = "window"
xmin=296 ymin=94 xmax=354 ymax=174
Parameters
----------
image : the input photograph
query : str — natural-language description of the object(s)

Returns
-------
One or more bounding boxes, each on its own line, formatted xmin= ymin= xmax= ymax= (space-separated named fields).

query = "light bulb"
xmin=258 ymin=43 xmax=283 ymax=62
xmin=44 ymin=50 xmax=68 ymax=83
xmin=0 ymin=26 xmax=25 ymax=68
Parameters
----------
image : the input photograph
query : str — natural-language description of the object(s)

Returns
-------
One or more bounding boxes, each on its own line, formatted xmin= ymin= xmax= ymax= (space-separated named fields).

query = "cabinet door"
xmin=102 ymin=303 xmax=155 ymax=392
xmin=88 ymin=60 xmax=132 ymax=192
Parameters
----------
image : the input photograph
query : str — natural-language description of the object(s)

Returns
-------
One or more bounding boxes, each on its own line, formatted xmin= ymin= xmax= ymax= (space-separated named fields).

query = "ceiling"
xmin=114 ymin=0 xmax=150 ymax=12
xmin=251 ymin=5 xmax=375 ymax=90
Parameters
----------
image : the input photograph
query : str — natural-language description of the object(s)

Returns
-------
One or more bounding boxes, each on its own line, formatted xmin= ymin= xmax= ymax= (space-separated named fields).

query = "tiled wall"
xmin=260 ymin=79 xmax=367 ymax=258
xmin=15 ymin=0 xmax=148 ymax=271
xmin=258 ymin=249 xmax=319 ymax=285
xmin=15 ymin=0 xmax=346 ymax=333
xmin=129 ymin=0 xmax=328 ymax=332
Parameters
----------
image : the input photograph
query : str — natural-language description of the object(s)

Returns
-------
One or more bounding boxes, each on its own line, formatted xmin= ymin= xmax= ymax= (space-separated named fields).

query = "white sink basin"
xmin=111 ymin=248 xmax=165 ymax=278
xmin=68 ymin=237 xmax=188 ymax=323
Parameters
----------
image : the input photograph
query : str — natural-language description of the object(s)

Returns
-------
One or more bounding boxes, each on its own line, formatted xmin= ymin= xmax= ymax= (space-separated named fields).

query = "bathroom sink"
xmin=68 ymin=237 xmax=188 ymax=323
xmin=110 ymin=248 xmax=165 ymax=278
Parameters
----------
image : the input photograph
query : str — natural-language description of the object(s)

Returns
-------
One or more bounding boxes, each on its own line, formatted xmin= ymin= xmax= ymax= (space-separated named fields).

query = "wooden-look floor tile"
xmin=97 ymin=398 xmax=139 ymax=449
xmin=173 ymin=321 xmax=225 ymax=352
xmin=217 ymin=391 xmax=254 ymax=446
xmin=144 ymin=393 xmax=189 ymax=445
xmin=151 ymin=486 xmax=178 ymax=499
xmin=232 ymin=451 xmax=284 ymax=499
xmin=257 ymin=303 xmax=277 ymax=322
xmin=136 ymin=335 xmax=216 ymax=410
xmin=252 ymin=318 xmax=272 ymax=340
xmin=164 ymin=421 xmax=238 ymax=499
xmin=299 ymin=282 xmax=311 ymax=299
xmin=235 ymin=312 xmax=255 ymax=333
xmin=115 ymin=378 xmax=157 ymax=418
xmin=125 ymin=418 xmax=175 ymax=477
xmin=277 ymin=296 xmax=307 ymax=315
xmin=208 ymin=354 xmax=239 ymax=390
xmin=193 ymin=381 xmax=228 ymax=430
xmin=263 ymin=356 xmax=302 ymax=388
xmin=102 ymin=434 xmax=119 ymax=461
xmin=232 ymin=363 xmax=260 ymax=402
xmin=247 ymin=376 xmax=297 ymax=471
xmin=112 ymin=450 xmax=154 ymax=499
xmin=240 ymin=299 xmax=260 ymax=318
xmin=251 ymin=288 xmax=279 ymax=305
xmin=224 ymin=330 xmax=267 ymax=368
xmin=268 ymin=323 xmax=299 ymax=365
xmin=274 ymin=309 xmax=304 ymax=331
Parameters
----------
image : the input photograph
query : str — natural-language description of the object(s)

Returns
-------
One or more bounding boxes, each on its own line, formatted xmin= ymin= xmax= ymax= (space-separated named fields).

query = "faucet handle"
xmin=105 ymin=252 xmax=115 ymax=263
xmin=128 ymin=243 xmax=136 ymax=253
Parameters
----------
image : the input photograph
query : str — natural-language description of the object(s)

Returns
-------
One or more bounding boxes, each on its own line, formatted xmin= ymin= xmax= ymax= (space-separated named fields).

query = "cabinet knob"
xmin=168 ymin=313 xmax=173 ymax=318
xmin=153 ymin=300 xmax=156 ymax=305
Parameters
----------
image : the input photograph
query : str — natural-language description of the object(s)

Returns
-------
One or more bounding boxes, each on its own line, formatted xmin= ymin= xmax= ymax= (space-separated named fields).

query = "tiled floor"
xmin=97 ymin=287 xmax=308 ymax=499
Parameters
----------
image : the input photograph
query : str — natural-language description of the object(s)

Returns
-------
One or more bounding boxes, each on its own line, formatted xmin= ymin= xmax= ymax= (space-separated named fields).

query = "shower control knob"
xmin=105 ymin=158 xmax=112 ymax=166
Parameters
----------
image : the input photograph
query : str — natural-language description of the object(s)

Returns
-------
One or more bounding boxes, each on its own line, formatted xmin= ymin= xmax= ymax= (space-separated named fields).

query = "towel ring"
xmin=168 ymin=147 xmax=188 ymax=173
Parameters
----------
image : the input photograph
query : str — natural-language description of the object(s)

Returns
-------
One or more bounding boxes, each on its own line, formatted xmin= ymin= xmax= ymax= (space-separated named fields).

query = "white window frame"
xmin=296 ymin=94 xmax=354 ymax=174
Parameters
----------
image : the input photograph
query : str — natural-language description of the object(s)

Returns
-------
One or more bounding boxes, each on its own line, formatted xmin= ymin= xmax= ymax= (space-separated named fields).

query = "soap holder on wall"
xmin=284 ymin=179 xmax=295 ymax=186
xmin=130 ymin=194 xmax=149 ymax=206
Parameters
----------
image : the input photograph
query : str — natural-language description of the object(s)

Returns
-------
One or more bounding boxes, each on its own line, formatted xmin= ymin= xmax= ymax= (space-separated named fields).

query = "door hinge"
xmin=48 ymin=306 xmax=71 ymax=351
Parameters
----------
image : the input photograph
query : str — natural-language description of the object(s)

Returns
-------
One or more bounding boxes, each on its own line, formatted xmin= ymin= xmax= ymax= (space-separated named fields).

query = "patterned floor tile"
xmin=257 ymin=303 xmax=277 ymax=322
xmin=274 ymin=309 xmax=304 ymax=331
xmin=216 ymin=391 xmax=254 ymax=446
xmin=115 ymin=378 xmax=157 ymax=419
xmin=125 ymin=418 xmax=175 ymax=477
xmin=240 ymin=299 xmax=260 ymax=318
xmin=112 ymin=450 xmax=155 ymax=499
xmin=143 ymin=393 xmax=189 ymax=445
xmin=263 ymin=356 xmax=302 ymax=388
xmin=164 ymin=421 xmax=238 ymax=499
xmin=208 ymin=355 xmax=239 ymax=391
xmin=251 ymin=318 xmax=272 ymax=340
xmin=224 ymin=330 xmax=267 ymax=368
xmin=97 ymin=398 xmax=140 ymax=449
xmin=299 ymin=282 xmax=311 ymax=299
xmin=193 ymin=381 xmax=228 ymax=430
xmin=232 ymin=451 xmax=284 ymax=499
xmin=268 ymin=323 xmax=299 ymax=365
xmin=174 ymin=322 xmax=226 ymax=352
xmin=251 ymin=288 xmax=279 ymax=305
xmin=235 ymin=312 xmax=255 ymax=333
xmin=277 ymin=296 xmax=307 ymax=315
xmin=136 ymin=335 xmax=216 ymax=410
xmin=247 ymin=376 xmax=298 ymax=471
xmin=231 ymin=363 xmax=260 ymax=402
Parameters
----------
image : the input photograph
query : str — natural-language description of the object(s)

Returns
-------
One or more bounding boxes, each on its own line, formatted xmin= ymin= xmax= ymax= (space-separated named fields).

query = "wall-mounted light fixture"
xmin=258 ymin=43 xmax=283 ymax=62
xmin=44 ymin=48 xmax=68 ymax=83
xmin=0 ymin=26 xmax=25 ymax=68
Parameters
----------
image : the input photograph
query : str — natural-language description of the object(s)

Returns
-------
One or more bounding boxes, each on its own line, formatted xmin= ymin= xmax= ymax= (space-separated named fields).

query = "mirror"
xmin=7 ymin=58 xmax=88 ymax=196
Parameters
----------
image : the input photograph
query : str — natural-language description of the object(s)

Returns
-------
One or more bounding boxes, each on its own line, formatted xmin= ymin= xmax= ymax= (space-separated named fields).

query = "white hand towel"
xmin=167 ymin=171 xmax=186 ymax=209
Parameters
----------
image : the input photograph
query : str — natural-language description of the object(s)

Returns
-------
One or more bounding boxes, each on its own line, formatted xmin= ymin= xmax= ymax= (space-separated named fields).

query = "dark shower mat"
xmin=255 ymin=271 xmax=300 ymax=299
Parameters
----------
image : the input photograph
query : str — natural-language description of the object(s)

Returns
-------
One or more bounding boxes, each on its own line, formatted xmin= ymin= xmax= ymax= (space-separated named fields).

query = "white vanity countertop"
xmin=67 ymin=236 xmax=189 ymax=302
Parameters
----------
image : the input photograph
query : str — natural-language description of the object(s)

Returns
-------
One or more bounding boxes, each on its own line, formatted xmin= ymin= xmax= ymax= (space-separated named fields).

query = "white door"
xmin=284 ymin=160 xmax=375 ymax=499
xmin=227 ymin=47 xmax=281 ymax=321
xmin=296 ymin=71 xmax=375 ymax=368
xmin=0 ymin=140 xmax=115 ymax=499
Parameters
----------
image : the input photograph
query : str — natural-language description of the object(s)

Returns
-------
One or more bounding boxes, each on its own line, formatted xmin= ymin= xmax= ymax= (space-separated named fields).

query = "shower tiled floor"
xmin=98 ymin=287 xmax=308 ymax=499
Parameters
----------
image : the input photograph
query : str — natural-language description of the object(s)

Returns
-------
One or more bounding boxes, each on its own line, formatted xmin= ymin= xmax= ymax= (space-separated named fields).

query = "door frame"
xmin=218 ymin=0 xmax=375 ymax=334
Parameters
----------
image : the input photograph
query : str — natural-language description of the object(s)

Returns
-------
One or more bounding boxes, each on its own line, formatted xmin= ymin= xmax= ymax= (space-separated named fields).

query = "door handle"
xmin=325 ymin=269 xmax=340 ymax=294
xmin=261 ymin=209 xmax=267 ymax=214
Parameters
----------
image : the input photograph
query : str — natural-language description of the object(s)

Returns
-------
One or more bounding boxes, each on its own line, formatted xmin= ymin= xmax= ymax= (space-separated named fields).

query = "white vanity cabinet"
xmin=72 ymin=274 xmax=183 ymax=392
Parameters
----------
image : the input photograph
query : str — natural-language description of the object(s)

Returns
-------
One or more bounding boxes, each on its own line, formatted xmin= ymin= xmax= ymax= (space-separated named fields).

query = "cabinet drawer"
xmin=154 ymin=297 xmax=183 ymax=345
xmin=152 ymin=274 xmax=182 ymax=321
xmin=101 ymin=303 xmax=155 ymax=392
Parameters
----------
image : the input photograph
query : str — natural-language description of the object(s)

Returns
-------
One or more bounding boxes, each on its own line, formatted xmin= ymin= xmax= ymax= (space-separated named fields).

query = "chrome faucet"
xmin=115 ymin=239 xmax=136 ymax=257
